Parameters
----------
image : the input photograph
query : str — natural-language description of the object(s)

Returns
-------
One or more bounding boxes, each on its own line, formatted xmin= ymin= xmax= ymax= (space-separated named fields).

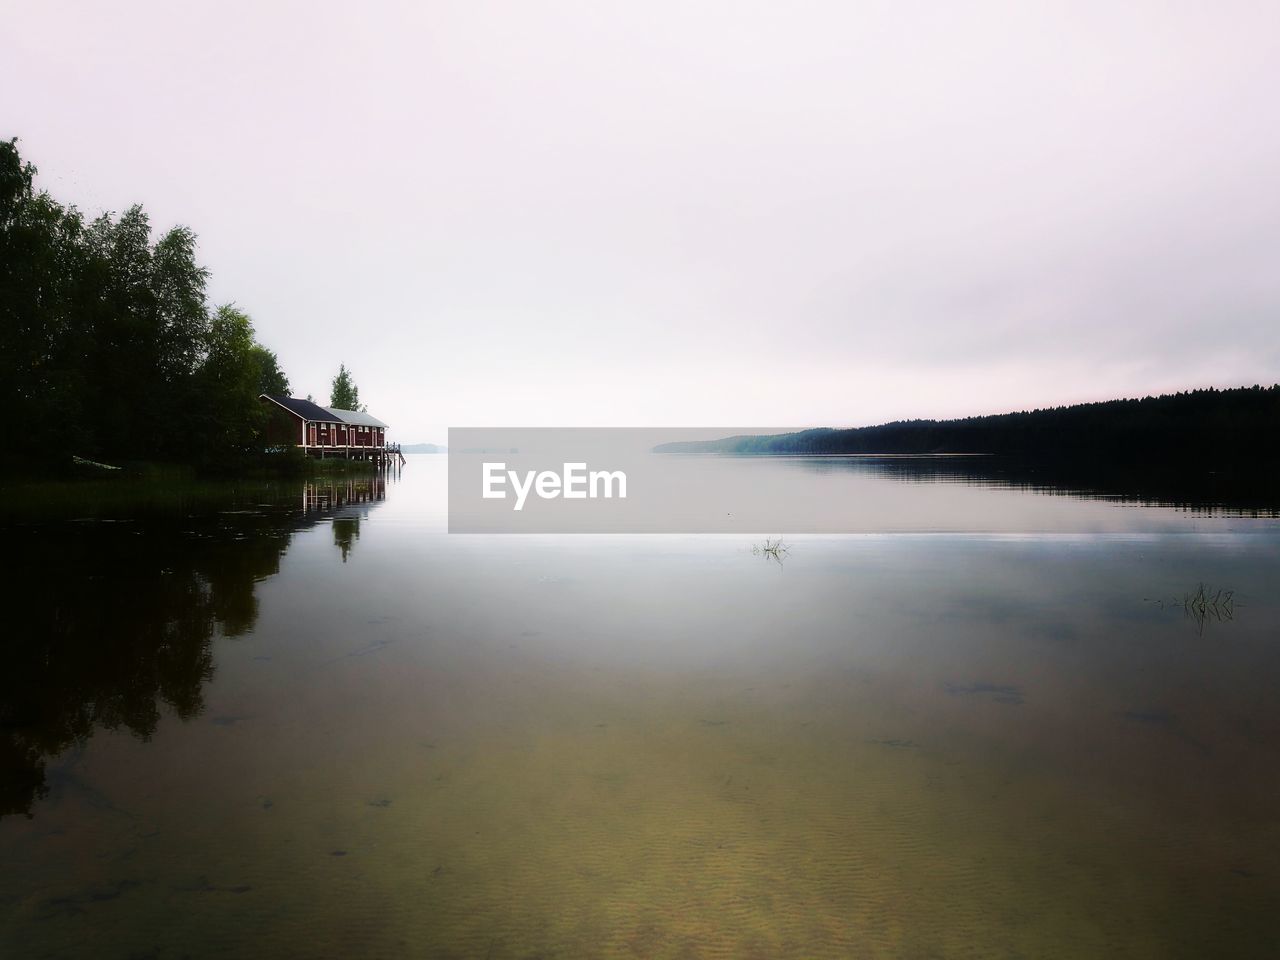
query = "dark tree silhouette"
xmin=0 ymin=138 xmax=292 ymax=472
xmin=659 ymin=386 xmax=1280 ymax=464
xmin=329 ymin=363 xmax=363 ymax=411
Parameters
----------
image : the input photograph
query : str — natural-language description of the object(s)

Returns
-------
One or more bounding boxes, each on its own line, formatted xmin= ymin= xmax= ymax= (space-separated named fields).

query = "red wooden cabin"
xmin=260 ymin=395 xmax=393 ymax=461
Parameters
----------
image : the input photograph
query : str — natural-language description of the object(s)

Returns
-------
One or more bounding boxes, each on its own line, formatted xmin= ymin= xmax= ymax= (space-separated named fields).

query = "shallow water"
xmin=2 ymin=457 xmax=1278 ymax=958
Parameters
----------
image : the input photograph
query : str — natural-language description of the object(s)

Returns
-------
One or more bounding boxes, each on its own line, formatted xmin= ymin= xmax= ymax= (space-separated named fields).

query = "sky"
xmin=5 ymin=0 xmax=1279 ymax=443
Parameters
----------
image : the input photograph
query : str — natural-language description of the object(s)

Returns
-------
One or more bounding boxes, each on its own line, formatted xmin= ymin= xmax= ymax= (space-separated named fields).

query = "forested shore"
xmin=1 ymin=138 xmax=294 ymax=476
xmin=657 ymin=386 xmax=1280 ymax=464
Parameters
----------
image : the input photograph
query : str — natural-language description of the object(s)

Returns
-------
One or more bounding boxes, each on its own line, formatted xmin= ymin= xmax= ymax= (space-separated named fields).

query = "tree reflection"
xmin=333 ymin=517 xmax=360 ymax=562
xmin=791 ymin=455 xmax=1280 ymax=515
xmin=0 ymin=475 xmax=385 ymax=819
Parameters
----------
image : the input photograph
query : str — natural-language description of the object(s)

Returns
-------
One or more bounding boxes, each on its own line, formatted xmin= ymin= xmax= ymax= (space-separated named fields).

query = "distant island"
xmin=656 ymin=385 xmax=1280 ymax=463
xmin=401 ymin=443 xmax=448 ymax=454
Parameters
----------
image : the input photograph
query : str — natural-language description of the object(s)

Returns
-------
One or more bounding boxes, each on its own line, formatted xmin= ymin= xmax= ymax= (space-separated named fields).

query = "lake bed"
xmin=2 ymin=455 xmax=1278 ymax=958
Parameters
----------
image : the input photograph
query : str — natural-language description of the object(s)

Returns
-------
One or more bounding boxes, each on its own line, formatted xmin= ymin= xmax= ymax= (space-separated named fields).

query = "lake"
xmin=2 ymin=455 xmax=1278 ymax=958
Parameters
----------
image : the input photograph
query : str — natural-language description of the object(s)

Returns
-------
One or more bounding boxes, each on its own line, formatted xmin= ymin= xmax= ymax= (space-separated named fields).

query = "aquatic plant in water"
xmin=752 ymin=537 xmax=790 ymax=566
xmin=1145 ymin=584 xmax=1235 ymax=635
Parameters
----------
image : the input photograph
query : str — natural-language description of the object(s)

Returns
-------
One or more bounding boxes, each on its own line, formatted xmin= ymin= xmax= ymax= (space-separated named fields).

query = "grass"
xmin=1182 ymin=583 xmax=1235 ymax=635
xmin=1145 ymin=583 xmax=1236 ymax=636
xmin=752 ymin=537 xmax=791 ymax=566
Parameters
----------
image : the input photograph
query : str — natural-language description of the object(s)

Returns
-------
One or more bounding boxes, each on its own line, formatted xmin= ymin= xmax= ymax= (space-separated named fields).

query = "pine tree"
xmin=329 ymin=364 xmax=362 ymax=410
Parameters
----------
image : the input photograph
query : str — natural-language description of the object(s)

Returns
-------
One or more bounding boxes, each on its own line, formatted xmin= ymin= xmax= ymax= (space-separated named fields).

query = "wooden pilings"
xmin=300 ymin=442 xmax=405 ymax=469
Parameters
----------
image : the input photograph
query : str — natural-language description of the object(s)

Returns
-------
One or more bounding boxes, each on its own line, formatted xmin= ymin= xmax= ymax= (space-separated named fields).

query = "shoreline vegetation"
xmin=654 ymin=385 xmax=1280 ymax=461
xmin=655 ymin=386 xmax=1280 ymax=511
xmin=1 ymin=139 xmax=376 ymax=482
xmin=0 ymin=457 xmax=381 ymax=524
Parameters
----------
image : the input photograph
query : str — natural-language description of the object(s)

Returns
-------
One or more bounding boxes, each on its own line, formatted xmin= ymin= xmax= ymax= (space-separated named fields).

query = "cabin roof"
xmin=260 ymin=395 xmax=391 ymax=429
xmin=325 ymin=407 xmax=389 ymax=428
xmin=260 ymin=395 xmax=345 ymax=423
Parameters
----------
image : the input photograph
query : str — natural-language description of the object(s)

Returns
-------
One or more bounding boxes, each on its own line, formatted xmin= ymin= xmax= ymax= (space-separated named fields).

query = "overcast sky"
xmin=5 ymin=1 xmax=1279 ymax=441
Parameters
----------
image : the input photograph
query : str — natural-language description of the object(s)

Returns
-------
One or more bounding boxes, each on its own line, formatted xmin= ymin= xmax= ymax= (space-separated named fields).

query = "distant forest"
xmin=656 ymin=386 xmax=1280 ymax=464
xmin=0 ymin=138 xmax=290 ymax=473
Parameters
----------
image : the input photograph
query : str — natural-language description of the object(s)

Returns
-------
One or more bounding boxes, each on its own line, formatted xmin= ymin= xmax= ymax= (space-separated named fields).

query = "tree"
xmin=0 ymin=138 xmax=296 ymax=472
xmin=0 ymin=138 xmax=92 ymax=456
xmin=330 ymin=363 xmax=363 ymax=411
xmin=249 ymin=344 xmax=289 ymax=397
xmin=79 ymin=205 xmax=211 ymax=457
xmin=192 ymin=305 xmax=267 ymax=457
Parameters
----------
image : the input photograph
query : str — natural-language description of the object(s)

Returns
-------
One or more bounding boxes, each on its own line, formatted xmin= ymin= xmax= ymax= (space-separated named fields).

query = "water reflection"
xmin=303 ymin=475 xmax=386 ymax=562
xmin=782 ymin=454 xmax=1280 ymax=514
xmin=333 ymin=517 xmax=360 ymax=562
xmin=301 ymin=476 xmax=385 ymax=517
xmin=1 ymin=459 xmax=1278 ymax=957
xmin=0 ymin=476 xmax=386 ymax=819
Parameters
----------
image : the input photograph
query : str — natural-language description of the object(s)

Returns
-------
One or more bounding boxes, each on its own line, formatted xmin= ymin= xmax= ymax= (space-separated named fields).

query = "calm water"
xmin=2 ymin=456 xmax=1279 ymax=958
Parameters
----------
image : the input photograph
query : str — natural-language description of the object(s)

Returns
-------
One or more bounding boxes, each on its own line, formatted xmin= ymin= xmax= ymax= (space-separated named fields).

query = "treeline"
xmin=0 ymin=138 xmax=289 ymax=473
xmin=657 ymin=386 xmax=1280 ymax=464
